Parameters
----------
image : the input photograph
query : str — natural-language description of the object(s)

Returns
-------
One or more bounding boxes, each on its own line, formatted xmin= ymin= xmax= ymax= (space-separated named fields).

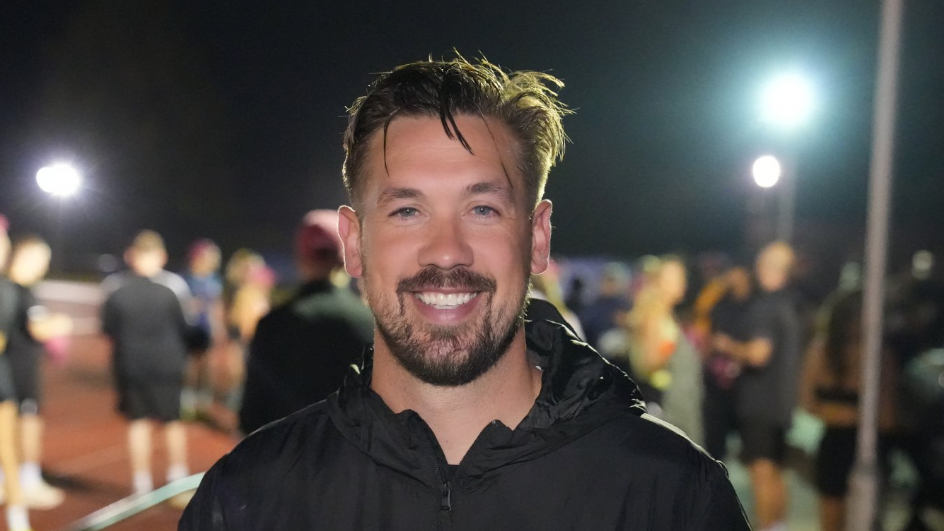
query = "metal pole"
xmin=846 ymin=0 xmax=903 ymax=529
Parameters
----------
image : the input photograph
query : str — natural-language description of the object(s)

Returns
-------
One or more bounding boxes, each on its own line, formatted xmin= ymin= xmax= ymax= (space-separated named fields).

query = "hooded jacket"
xmin=180 ymin=308 xmax=751 ymax=531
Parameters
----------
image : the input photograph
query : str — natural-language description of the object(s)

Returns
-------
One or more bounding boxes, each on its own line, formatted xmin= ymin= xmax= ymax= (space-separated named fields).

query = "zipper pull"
xmin=440 ymin=481 xmax=452 ymax=511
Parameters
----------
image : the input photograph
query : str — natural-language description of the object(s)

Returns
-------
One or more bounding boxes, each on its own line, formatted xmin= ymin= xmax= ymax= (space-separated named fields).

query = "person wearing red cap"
xmin=238 ymin=210 xmax=373 ymax=435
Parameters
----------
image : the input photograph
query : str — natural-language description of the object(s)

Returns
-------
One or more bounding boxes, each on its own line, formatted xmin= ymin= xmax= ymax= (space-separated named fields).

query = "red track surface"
xmin=26 ymin=331 xmax=237 ymax=530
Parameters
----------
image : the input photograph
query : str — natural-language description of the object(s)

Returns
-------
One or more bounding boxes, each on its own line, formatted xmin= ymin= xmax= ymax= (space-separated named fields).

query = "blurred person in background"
xmin=0 ymin=215 xmax=32 ymax=531
xmin=4 ymin=236 xmax=72 ymax=510
xmin=713 ymin=242 xmax=801 ymax=531
xmin=690 ymin=253 xmax=733 ymax=353
xmin=529 ymin=261 xmax=584 ymax=339
xmin=564 ymin=276 xmax=585 ymax=317
xmin=701 ymin=264 xmax=753 ymax=460
xmin=222 ymin=250 xmax=263 ymax=314
xmin=180 ymin=240 xmax=226 ymax=422
xmin=222 ymin=250 xmax=271 ymax=345
xmin=214 ymin=250 xmax=264 ymax=426
xmin=239 ymin=210 xmax=373 ymax=435
xmin=578 ymin=262 xmax=631 ymax=350
xmin=625 ymin=255 xmax=703 ymax=445
xmin=887 ymin=252 xmax=944 ymax=531
xmin=220 ymin=250 xmax=274 ymax=424
xmin=101 ymin=231 xmax=190 ymax=495
xmin=800 ymin=290 xmax=897 ymax=531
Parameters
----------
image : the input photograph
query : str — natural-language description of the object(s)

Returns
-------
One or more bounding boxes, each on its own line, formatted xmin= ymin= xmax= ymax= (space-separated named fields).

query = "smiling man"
xmin=181 ymin=56 xmax=750 ymax=530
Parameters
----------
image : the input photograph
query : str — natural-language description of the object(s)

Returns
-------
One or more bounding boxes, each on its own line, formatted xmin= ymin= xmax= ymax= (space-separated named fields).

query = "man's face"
xmin=128 ymin=248 xmax=167 ymax=277
xmin=10 ymin=245 xmax=50 ymax=286
xmin=658 ymin=261 xmax=687 ymax=306
xmin=339 ymin=114 xmax=552 ymax=387
xmin=191 ymin=249 xmax=221 ymax=276
xmin=756 ymin=247 xmax=790 ymax=292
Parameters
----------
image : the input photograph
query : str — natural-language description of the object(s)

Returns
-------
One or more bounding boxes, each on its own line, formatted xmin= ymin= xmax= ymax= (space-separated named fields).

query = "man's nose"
xmin=418 ymin=216 xmax=473 ymax=270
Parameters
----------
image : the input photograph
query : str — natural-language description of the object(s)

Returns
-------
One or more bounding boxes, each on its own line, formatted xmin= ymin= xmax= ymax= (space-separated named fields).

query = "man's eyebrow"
xmin=465 ymin=181 xmax=514 ymax=203
xmin=376 ymin=187 xmax=423 ymax=206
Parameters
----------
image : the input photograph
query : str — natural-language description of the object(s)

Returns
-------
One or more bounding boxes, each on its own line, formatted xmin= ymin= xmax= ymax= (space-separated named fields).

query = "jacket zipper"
xmin=417 ymin=420 xmax=453 ymax=512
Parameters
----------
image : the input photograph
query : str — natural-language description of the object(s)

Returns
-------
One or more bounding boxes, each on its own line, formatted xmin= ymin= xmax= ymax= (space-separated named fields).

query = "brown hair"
xmin=342 ymin=54 xmax=571 ymax=210
xmin=130 ymin=230 xmax=165 ymax=253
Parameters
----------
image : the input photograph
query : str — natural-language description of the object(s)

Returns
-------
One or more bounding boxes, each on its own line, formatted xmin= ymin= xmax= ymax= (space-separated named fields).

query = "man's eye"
xmin=472 ymin=205 xmax=497 ymax=216
xmin=391 ymin=207 xmax=418 ymax=218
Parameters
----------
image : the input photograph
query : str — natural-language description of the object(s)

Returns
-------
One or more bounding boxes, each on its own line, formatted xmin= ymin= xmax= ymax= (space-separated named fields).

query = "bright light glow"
xmin=752 ymin=155 xmax=782 ymax=188
xmin=36 ymin=164 xmax=81 ymax=197
xmin=760 ymin=73 xmax=815 ymax=129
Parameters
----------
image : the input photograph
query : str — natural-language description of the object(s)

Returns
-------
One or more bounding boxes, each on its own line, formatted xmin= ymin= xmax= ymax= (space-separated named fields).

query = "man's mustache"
xmin=397 ymin=267 xmax=496 ymax=293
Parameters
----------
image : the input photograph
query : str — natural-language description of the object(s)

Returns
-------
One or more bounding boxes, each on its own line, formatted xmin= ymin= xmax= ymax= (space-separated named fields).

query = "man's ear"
xmin=530 ymin=200 xmax=552 ymax=275
xmin=338 ymin=206 xmax=363 ymax=278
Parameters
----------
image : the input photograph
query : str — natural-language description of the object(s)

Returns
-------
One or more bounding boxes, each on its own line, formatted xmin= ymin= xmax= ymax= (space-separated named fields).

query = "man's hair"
xmin=130 ymin=230 xmax=165 ymax=253
xmin=342 ymin=54 xmax=571 ymax=209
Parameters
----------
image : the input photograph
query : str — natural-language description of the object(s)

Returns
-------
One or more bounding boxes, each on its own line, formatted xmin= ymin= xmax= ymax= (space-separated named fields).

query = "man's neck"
xmin=371 ymin=331 xmax=543 ymax=465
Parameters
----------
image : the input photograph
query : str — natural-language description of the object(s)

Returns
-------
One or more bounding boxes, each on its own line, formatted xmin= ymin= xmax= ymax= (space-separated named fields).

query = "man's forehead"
xmin=362 ymin=114 xmax=523 ymax=195
xmin=384 ymin=114 xmax=515 ymax=150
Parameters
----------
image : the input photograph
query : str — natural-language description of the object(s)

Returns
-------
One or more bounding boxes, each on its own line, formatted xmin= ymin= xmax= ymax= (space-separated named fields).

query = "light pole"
xmin=36 ymin=163 xmax=82 ymax=274
xmin=756 ymin=72 xmax=815 ymax=243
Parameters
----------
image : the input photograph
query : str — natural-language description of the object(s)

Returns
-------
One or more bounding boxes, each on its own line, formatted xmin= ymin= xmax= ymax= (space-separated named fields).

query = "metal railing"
xmin=58 ymin=473 xmax=204 ymax=531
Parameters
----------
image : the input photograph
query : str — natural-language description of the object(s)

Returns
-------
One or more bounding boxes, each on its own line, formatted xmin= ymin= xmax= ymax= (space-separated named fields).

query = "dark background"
xmin=1 ymin=0 xmax=942 ymax=278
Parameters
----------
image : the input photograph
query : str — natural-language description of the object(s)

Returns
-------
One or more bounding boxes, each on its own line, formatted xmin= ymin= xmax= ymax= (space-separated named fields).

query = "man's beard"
xmin=366 ymin=265 xmax=530 ymax=387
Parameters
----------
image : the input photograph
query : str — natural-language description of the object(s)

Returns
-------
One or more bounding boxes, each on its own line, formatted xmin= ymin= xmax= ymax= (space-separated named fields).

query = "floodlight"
xmin=760 ymin=73 xmax=815 ymax=129
xmin=36 ymin=164 xmax=81 ymax=197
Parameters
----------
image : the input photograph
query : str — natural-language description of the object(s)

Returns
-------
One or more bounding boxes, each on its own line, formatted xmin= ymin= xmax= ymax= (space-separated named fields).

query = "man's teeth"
xmin=415 ymin=292 xmax=478 ymax=308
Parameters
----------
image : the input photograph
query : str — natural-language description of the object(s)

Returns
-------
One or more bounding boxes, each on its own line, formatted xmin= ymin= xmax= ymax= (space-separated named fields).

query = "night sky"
xmin=1 ymin=0 xmax=943 ymax=276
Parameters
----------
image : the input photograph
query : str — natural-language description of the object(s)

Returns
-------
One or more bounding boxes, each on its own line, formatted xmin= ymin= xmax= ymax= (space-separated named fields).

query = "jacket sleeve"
xmin=694 ymin=465 xmax=753 ymax=531
xmin=179 ymin=459 xmax=230 ymax=531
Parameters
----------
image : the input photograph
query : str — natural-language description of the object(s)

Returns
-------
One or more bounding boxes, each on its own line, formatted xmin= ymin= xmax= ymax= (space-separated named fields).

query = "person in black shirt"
xmin=239 ymin=210 xmax=373 ymax=434
xmin=714 ymin=242 xmax=801 ymax=531
xmin=702 ymin=264 xmax=753 ymax=460
xmin=0 ymin=217 xmax=33 ymax=531
xmin=5 ymin=236 xmax=72 ymax=509
xmin=102 ymin=231 xmax=190 ymax=495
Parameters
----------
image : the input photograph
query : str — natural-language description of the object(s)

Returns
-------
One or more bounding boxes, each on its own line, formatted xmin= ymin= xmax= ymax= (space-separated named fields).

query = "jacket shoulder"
xmin=596 ymin=410 xmax=722 ymax=478
xmin=584 ymin=412 xmax=749 ymax=529
xmin=237 ymin=400 xmax=336 ymax=454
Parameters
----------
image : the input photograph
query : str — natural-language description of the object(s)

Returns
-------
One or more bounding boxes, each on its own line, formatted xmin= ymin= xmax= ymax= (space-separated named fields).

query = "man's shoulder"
xmin=538 ymin=409 xmax=728 ymax=506
xmin=155 ymin=270 xmax=191 ymax=296
xmin=596 ymin=411 xmax=717 ymax=470
xmin=101 ymin=271 xmax=133 ymax=296
xmin=576 ymin=411 xmax=742 ymax=515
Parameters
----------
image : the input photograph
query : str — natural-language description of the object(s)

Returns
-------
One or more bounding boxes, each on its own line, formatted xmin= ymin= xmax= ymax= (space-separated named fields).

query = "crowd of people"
xmin=560 ymin=243 xmax=944 ymax=531
xmin=1 ymin=206 xmax=943 ymax=531
xmin=0 ymin=209 xmax=376 ymax=531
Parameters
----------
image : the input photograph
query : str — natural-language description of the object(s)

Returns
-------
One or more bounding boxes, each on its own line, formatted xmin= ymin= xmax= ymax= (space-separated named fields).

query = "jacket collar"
xmin=327 ymin=302 xmax=646 ymax=485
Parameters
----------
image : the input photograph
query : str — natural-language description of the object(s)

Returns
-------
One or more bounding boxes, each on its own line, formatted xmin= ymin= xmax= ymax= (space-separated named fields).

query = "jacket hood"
xmin=326 ymin=302 xmax=646 ymax=487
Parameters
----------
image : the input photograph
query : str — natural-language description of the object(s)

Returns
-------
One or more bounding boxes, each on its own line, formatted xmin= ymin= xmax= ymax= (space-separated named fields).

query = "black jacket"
xmin=181 ymin=311 xmax=750 ymax=530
